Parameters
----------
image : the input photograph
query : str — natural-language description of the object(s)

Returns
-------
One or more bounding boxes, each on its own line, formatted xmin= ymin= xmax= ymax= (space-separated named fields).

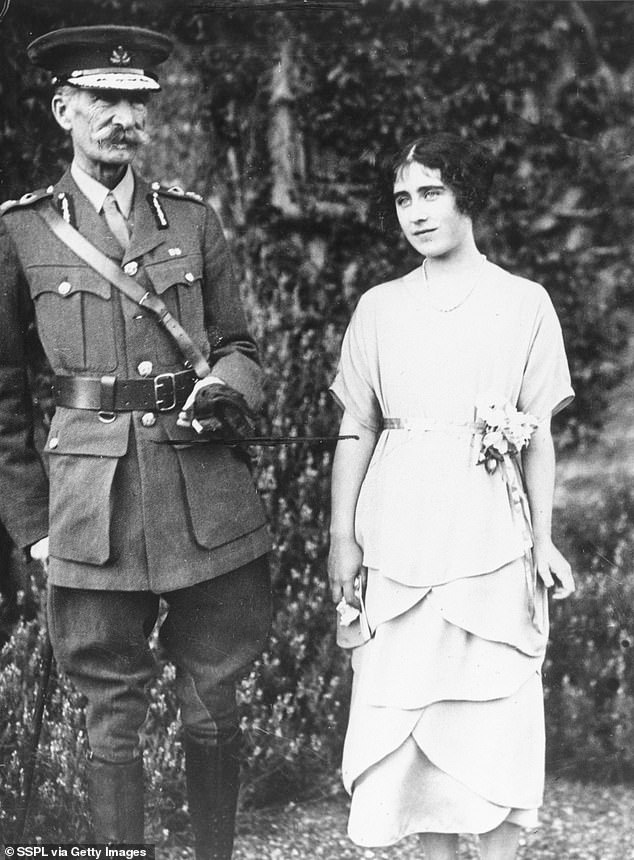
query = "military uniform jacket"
xmin=0 ymin=170 xmax=270 ymax=592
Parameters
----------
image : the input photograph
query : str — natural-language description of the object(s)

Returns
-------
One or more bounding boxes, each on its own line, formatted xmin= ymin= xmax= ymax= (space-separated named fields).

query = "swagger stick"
xmin=155 ymin=434 xmax=360 ymax=447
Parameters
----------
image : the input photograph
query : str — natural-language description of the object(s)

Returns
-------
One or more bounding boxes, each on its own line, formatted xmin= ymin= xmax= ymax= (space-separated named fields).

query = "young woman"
xmin=328 ymin=133 xmax=575 ymax=860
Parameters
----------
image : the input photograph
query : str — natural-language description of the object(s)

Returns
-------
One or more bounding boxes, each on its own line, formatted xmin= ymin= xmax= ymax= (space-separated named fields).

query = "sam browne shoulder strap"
xmin=37 ymin=203 xmax=212 ymax=380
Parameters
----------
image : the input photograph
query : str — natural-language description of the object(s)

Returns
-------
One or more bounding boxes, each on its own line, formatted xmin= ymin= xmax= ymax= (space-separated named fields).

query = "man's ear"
xmin=51 ymin=93 xmax=73 ymax=131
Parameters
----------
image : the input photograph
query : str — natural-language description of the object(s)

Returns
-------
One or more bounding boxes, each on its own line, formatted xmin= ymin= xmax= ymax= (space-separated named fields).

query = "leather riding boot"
xmin=184 ymin=731 xmax=241 ymax=860
xmin=86 ymin=756 xmax=145 ymax=844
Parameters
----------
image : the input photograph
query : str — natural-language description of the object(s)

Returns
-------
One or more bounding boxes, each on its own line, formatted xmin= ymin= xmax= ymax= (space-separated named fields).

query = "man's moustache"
xmin=94 ymin=124 xmax=149 ymax=146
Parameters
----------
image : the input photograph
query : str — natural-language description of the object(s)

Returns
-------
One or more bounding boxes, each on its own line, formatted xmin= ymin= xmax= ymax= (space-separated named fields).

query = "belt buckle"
xmin=154 ymin=372 xmax=177 ymax=411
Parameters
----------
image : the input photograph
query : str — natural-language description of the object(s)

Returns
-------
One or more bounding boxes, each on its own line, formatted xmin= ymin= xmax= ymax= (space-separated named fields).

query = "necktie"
xmin=102 ymin=192 xmax=130 ymax=251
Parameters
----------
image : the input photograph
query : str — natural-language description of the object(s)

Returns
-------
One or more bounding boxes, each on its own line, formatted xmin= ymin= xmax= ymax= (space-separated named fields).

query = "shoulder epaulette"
xmin=151 ymin=182 xmax=205 ymax=204
xmin=0 ymin=187 xmax=54 ymax=216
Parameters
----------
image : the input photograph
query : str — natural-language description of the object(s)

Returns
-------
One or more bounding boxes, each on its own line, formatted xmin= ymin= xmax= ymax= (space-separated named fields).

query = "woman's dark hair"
xmin=391 ymin=133 xmax=496 ymax=220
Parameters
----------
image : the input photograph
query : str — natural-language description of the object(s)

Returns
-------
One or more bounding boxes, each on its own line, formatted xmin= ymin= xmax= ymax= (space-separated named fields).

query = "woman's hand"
xmin=328 ymin=535 xmax=366 ymax=608
xmin=533 ymin=538 xmax=575 ymax=600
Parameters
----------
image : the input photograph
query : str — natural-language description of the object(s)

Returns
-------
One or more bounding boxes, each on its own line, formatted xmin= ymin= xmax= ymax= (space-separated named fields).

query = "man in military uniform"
xmin=0 ymin=26 xmax=271 ymax=857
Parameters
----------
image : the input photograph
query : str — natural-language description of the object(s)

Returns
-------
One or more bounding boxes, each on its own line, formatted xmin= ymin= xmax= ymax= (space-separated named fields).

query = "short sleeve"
xmin=518 ymin=289 xmax=574 ymax=421
xmin=330 ymin=296 xmax=381 ymax=430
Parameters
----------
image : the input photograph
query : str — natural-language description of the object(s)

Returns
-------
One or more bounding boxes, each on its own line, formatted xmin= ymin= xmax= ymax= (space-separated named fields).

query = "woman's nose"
xmin=410 ymin=202 xmax=429 ymax=222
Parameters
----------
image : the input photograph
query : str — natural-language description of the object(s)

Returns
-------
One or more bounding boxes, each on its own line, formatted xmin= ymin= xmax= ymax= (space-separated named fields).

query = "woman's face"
xmin=393 ymin=161 xmax=474 ymax=260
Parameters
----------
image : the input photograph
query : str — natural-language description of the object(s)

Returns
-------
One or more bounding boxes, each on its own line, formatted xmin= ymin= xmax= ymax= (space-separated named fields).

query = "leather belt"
xmin=54 ymin=370 xmax=197 ymax=416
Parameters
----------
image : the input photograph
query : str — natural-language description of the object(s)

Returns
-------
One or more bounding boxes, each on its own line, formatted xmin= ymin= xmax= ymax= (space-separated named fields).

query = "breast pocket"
xmin=144 ymin=255 xmax=209 ymax=358
xmin=27 ymin=265 xmax=118 ymax=372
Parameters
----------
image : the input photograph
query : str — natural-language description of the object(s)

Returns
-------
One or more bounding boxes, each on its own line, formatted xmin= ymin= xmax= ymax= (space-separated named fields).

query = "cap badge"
xmin=110 ymin=46 xmax=132 ymax=66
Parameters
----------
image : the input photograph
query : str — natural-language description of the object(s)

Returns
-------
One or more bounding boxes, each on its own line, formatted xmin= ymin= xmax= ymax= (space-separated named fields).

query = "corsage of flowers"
xmin=477 ymin=400 xmax=539 ymax=474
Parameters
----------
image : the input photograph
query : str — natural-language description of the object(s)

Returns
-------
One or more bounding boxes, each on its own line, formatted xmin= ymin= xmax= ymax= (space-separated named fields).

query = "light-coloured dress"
xmin=330 ymin=259 xmax=574 ymax=847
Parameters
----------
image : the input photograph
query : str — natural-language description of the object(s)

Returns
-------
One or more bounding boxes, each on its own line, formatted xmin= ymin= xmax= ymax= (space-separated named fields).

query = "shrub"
xmin=0 ymin=620 xmax=90 ymax=842
xmin=547 ymin=482 xmax=634 ymax=781
xmin=235 ymin=258 xmax=353 ymax=805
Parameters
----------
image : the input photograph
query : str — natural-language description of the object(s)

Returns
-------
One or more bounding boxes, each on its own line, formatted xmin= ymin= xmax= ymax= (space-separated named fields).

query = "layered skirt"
xmin=342 ymin=556 xmax=549 ymax=847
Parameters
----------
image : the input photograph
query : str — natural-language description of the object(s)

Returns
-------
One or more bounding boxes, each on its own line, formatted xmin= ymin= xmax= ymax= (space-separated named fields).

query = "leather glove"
xmin=189 ymin=382 xmax=256 ymax=439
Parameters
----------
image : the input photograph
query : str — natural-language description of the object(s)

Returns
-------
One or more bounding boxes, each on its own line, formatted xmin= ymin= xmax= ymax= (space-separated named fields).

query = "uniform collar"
xmin=70 ymin=161 xmax=135 ymax=219
xmin=56 ymin=168 xmax=167 ymax=263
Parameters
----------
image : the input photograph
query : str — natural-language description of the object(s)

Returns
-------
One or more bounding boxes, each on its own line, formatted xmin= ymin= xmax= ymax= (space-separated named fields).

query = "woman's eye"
xmin=424 ymin=189 xmax=441 ymax=200
xmin=395 ymin=195 xmax=410 ymax=207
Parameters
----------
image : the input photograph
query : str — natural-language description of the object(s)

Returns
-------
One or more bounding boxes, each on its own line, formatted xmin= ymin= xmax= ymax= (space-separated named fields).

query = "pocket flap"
xmin=26 ymin=265 xmax=111 ymax=300
xmin=144 ymin=255 xmax=203 ymax=295
xmin=46 ymin=407 xmax=130 ymax=457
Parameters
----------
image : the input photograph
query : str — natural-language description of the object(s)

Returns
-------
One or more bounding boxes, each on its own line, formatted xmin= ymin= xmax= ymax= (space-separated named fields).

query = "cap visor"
xmin=68 ymin=72 xmax=160 ymax=91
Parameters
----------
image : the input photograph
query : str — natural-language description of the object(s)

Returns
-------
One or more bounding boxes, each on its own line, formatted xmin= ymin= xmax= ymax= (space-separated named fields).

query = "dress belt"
xmin=54 ymin=369 xmax=197 ymax=414
xmin=383 ymin=417 xmax=482 ymax=434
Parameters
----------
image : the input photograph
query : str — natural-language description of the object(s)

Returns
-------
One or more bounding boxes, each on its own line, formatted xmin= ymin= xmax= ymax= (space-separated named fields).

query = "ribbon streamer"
xmin=500 ymin=454 xmax=544 ymax=633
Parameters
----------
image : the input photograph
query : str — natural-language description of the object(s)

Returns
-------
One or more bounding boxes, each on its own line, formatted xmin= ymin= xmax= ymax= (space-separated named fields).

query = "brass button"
xmin=137 ymin=361 xmax=153 ymax=377
xmin=49 ymin=437 xmax=59 ymax=450
xmin=168 ymin=247 xmax=182 ymax=257
xmin=123 ymin=261 xmax=139 ymax=276
xmin=58 ymin=281 xmax=72 ymax=296
xmin=184 ymin=272 xmax=195 ymax=283
xmin=141 ymin=412 xmax=157 ymax=428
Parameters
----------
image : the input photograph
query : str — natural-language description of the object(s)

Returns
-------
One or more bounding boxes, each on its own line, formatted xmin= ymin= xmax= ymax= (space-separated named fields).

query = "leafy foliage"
xmin=2 ymin=1 xmax=632 ymax=443
xmin=548 ymin=482 xmax=634 ymax=782
xmin=0 ymin=0 xmax=633 ymax=844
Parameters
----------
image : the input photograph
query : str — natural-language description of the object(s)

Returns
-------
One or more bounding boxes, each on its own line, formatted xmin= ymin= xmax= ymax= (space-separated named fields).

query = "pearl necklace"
xmin=422 ymin=255 xmax=486 ymax=313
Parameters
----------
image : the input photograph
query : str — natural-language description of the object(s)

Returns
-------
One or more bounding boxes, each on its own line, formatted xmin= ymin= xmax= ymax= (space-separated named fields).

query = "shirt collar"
xmin=70 ymin=161 xmax=135 ymax=219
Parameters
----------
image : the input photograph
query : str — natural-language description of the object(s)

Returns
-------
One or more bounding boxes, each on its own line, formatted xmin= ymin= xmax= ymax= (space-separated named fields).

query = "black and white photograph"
xmin=0 ymin=1 xmax=632 ymax=857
